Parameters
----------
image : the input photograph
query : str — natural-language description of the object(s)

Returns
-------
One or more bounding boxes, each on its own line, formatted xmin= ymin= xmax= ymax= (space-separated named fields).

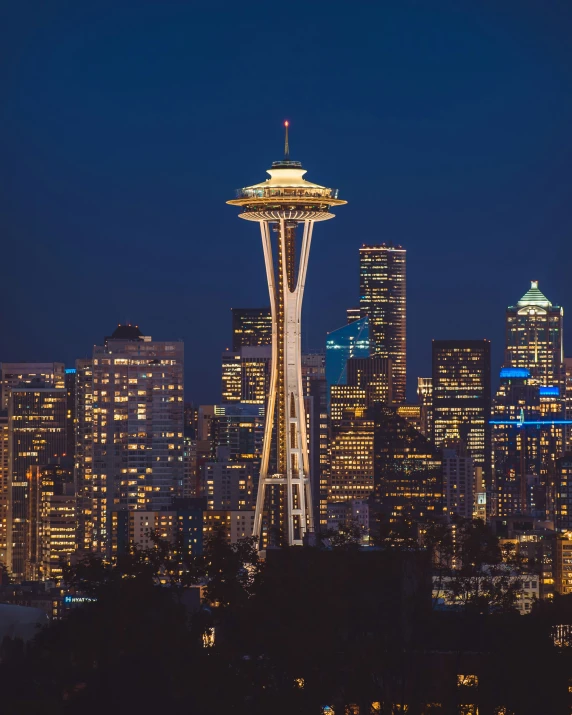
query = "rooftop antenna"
xmin=284 ymin=120 xmax=290 ymax=160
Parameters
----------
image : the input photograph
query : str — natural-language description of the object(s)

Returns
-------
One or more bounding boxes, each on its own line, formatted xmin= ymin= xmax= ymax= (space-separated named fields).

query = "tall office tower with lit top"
xmin=505 ymin=281 xmax=564 ymax=387
xmin=227 ymin=123 xmax=346 ymax=546
xmin=359 ymin=244 xmax=406 ymax=404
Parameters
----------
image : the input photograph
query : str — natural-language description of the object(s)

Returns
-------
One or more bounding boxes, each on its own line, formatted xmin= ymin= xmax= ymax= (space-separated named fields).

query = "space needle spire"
xmin=227 ymin=122 xmax=346 ymax=548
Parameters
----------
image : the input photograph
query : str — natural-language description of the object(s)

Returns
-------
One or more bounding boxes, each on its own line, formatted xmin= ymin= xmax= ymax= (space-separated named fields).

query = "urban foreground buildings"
xmin=227 ymin=123 xmax=346 ymax=547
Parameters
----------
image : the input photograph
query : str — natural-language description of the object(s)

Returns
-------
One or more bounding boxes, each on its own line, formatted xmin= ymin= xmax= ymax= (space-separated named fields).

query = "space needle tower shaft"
xmin=227 ymin=123 xmax=346 ymax=547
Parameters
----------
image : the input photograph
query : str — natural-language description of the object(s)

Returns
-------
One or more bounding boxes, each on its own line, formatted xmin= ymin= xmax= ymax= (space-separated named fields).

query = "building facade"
xmin=432 ymin=339 xmax=491 ymax=483
xmin=221 ymin=346 xmax=271 ymax=405
xmin=505 ymin=281 xmax=564 ymax=387
xmin=325 ymin=317 xmax=370 ymax=394
xmin=231 ymin=308 xmax=272 ymax=351
xmin=89 ymin=325 xmax=184 ymax=555
xmin=492 ymin=366 xmax=566 ymax=518
xmin=373 ymin=405 xmax=443 ymax=528
xmin=8 ymin=382 xmax=67 ymax=580
xmin=442 ymin=439 xmax=474 ymax=520
xmin=359 ymin=244 xmax=406 ymax=404
xmin=0 ymin=412 xmax=9 ymax=568
xmin=1 ymin=362 xmax=65 ymax=409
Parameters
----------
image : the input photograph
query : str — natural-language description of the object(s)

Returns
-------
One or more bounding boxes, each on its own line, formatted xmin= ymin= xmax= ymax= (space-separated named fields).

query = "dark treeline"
xmin=1 ymin=525 xmax=572 ymax=714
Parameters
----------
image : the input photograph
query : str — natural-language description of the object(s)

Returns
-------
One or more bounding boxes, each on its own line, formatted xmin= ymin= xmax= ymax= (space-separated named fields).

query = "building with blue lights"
xmin=325 ymin=317 xmax=369 ymax=395
xmin=491 ymin=366 xmax=566 ymax=518
xmin=505 ymin=280 xmax=564 ymax=388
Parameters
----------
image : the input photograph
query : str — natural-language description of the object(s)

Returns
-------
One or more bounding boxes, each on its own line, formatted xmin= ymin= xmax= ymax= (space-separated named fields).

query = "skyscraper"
xmin=346 ymin=355 xmax=393 ymax=408
xmin=505 ymin=281 xmax=564 ymax=387
xmin=432 ymin=339 xmax=491 ymax=482
xmin=64 ymin=368 xmax=76 ymax=459
xmin=442 ymin=439 xmax=475 ymax=520
xmin=227 ymin=123 xmax=346 ymax=546
xmin=373 ymin=405 xmax=443 ymax=527
xmin=301 ymin=353 xmax=329 ymax=531
xmin=8 ymin=381 xmax=67 ymax=580
xmin=27 ymin=458 xmax=75 ymax=582
xmin=491 ymin=366 xmax=566 ymax=517
xmin=1 ymin=362 xmax=65 ymax=409
xmin=89 ymin=325 xmax=184 ymax=554
xmin=417 ymin=377 xmax=433 ymax=438
xmin=75 ymin=358 xmax=93 ymax=553
xmin=0 ymin=412 xmax=8 ymax=568
xmin=325 ymin=316 xmax=370 ymax=393
xmin=329 ymin=413 xmax=374 ymax=504
xmin=221 ymin=346 xmax=271 ymax=405
xmin=231 ymin=308 xmax=272 ymax=351
xmin=359 ymin=244 xmax=406 ymax=404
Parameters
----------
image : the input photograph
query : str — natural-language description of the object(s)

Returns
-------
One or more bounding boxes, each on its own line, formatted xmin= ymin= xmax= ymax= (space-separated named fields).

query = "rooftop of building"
xmin=516 ymin=280 xmax=553 ymax=308
xmin=108 ymin=324 xmax=144 ymax=341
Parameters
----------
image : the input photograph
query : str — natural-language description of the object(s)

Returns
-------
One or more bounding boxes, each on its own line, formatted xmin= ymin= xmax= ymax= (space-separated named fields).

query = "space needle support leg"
xmin=279 ymin=218 xmax=315 ymax=545
xmin=253 ymin=220 xmax=278 ymax=546
xmin=295 ymin=220 xmax=315 ymax=535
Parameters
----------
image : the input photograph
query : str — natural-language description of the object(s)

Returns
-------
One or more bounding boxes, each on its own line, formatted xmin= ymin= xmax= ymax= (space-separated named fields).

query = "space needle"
xmin=227 ymin=123 xmax=346 ymax=547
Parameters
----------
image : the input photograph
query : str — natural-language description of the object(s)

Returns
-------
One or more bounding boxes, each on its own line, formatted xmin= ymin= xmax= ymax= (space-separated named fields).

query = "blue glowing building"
xmin=325 ymin=317 xmax=370 ymax=395
xmin=491 ymin=366 xmax=568 ymax=518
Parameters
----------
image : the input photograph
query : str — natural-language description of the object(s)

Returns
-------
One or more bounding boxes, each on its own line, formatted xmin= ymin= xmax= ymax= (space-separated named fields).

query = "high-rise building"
xmin=330 ymin=385 xmax=367 ymax=426
xmin=505 ymin=281 xmax=564 ymax=387
xmin=209 ymin=403 xmax=265 ymax=463
xmin=227 ymin=123 xmax=346 ymax=547
xmin=329 ymin=413 xmax=374 ymax=504
xmin=553 ymin=456 xmax=572 ymax=533
xmin=491 ymin=367 xmax=567 ymax=517
xmin=432 ymin=339 xmax=491 ymax=482
xmin=346 ymin=355 xmax=392 ymax=408
xmin=373 ymin=405 xmax=443 ymax=527
xmin=8 ymin=381 xmax=67 ymax=580
xmin=442 ymin=439 xmax=474 ymax=520
xmin=301 ymin=354 xmax=329 ymax=531
xmin=359 ymin=244 xmax=406 ymax=404
xmin=231 ymin=308 xmax=272 ymax=351
xmin=325 ymin=317 xmax=370 ymax=393
xmin=1 ymin=362 xmax=65 ymax=409
xmin=203 ymin=447 xmax=254 ymax=511
xmin=395 ymin=404 xmax=424 ymax=434
xmin=27 ymin=458 xmax=75 ymax=582
xmin=75 ymin=359 xmax=93 ymax=553
xmin=64 ymin=368 xmax=76 ymax=459
xmin=346 ymin=307 xmax=362 ymax=324
xmin=221 ymin=346 xmax=271 ymax=405
xmin=564 ymin=358 xmax=572 ymax=452
xmin=90 ymin=325 xmax=184 ymax=555
xmin=417 ymin=377 xmax=433 ymax=438
xmin=555 ymin=532 xmax=572 ymax=595
xmin=0 ymin=412 xmax=9 ymax=568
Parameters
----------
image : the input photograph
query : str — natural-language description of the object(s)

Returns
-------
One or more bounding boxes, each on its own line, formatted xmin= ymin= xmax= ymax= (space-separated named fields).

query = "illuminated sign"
xmin=499 ymin=367 xmax=530 ymax=379
xmin=539 ymin=386 xmax=560 ymax=397
xmin=63 ymin=595 xmax=96 ymax=605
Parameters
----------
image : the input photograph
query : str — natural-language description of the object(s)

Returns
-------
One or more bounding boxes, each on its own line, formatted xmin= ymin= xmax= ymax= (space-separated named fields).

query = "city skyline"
xmin=1 ymin=2 xmax=572 ymax=404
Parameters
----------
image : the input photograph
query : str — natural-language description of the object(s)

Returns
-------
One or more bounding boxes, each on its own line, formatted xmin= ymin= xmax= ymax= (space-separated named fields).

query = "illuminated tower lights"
xmin=227 ymin=122 xmax=346 ymax=546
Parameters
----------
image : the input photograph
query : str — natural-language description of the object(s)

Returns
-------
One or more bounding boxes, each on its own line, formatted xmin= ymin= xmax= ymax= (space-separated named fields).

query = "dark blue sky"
xmin=1 ymin=1 xmax=571 ymax=402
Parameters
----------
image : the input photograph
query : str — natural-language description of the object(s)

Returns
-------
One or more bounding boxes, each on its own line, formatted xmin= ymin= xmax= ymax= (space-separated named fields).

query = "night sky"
xmin=1 ymin=1 xmax=572 ymax=403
